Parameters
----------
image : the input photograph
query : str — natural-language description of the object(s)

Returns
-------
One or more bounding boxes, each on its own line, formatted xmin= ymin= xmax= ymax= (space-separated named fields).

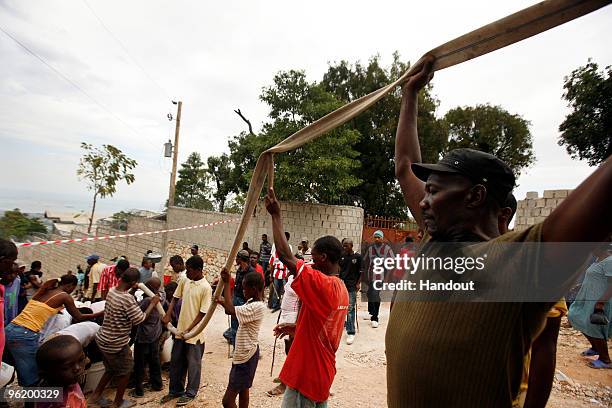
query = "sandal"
xmin=91 ymin=396 xmax=113 ymax=407
xmin=266 ymin=384 xmax=285 ymax=397
xmin=116 ymin=399 xmax=136 ymax=408
xmin=588 ymin=359 xmax=612 ymax=369
xmin=580 ymin=348 xmax=599 ymax=356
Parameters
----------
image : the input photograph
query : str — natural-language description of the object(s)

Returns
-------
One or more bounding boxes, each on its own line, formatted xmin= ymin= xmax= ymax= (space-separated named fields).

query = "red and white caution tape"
xmin=15 ymin=218 xmax=240 ymax=248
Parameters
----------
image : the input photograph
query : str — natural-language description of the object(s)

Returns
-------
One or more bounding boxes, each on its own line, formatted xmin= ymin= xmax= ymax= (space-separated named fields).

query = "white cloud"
xmin=0 ymin=0 xmax=610 ymax=213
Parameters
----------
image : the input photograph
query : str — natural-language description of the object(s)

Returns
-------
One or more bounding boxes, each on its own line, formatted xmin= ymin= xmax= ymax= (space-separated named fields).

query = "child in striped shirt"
xmin=219 ymin=267 xmax=266 ymax=408
xmin=90 ymin=268 xmax=159 ymax=408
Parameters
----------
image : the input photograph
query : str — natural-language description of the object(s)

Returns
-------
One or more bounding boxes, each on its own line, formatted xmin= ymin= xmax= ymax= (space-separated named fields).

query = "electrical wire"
xmin=81 ymin=0 xmax=173 ymax=102
xmin=0 ymin=24 xmax=155 ymax=147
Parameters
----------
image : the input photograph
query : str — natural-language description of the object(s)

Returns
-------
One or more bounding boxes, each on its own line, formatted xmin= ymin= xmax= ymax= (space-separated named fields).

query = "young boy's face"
xmin=52 ymin=342 xmax=87 ymax=386
xmin=242 ymin=279 xmax=259 ymax=300
xmin=171 ymin=260 xmax=184 ymax=273
xmin=145 ymin=278 xmax=161 ymax=293
xmin=186 ymin=266 xmax=201 ymax=280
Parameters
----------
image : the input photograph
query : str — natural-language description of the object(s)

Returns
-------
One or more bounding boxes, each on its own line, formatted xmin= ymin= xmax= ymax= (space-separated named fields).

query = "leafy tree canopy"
xmin=443 ymin=104 xmax=535 ymax=175
xmin=175 ymin=152 xmax=214 ymax=211
xmin=0 ymin=209 xmax=47 ymax=240
xmin=77 ymin=142 xmax=137 ymax=233
xmin=558 ymin=60 xmax=612 ymax=166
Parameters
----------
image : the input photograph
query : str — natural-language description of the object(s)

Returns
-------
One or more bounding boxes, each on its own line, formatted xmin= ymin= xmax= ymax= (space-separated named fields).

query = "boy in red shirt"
xmin=249 ymin=252 xmax=265 ymax=281
xmin=265 ymin=188 xmax=349 ymax=406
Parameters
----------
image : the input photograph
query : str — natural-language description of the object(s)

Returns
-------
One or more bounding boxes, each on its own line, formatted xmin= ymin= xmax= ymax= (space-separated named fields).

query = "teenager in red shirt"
xmin=249 ymin=252 xmax=265 ymax=281
xmin=265 ymin=187 xmax=349 ymax=406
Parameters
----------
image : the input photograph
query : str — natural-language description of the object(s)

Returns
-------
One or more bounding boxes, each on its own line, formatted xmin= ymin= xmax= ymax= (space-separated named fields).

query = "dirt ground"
xmin=83 ymin=300 xmax=608 ymax=408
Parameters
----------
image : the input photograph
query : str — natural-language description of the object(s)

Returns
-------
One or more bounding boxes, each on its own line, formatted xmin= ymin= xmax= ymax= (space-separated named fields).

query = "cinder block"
xmin=527 ymin=217 xmax=535 ymax=225
xmin=545 ymin=199 xmax=556 ymax=207
xmin=528 ymin=200 xmax=536 ymax=209
xmin=541 ymin=207 xmax=552 ymax=216
xmin=535 ymin=199 xmax=545 ymax=208
xmin=526 ymin=191 xmax=538 ymax=199
xmin=554 ymin=190 xmax=569 ymax=198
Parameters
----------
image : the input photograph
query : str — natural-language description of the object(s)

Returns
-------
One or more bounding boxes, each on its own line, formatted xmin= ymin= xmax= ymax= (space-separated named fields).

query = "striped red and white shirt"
xmin=98 ymin=265 xmax=120 ymax=293
xmin=269 ymin=244 xmax=293 ymax=280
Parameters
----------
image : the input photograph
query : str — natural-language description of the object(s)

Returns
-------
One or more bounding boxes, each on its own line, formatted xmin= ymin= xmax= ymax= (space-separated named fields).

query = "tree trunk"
xmin=219 ymin=197 xmax=225 ymax=213
xmin=88 ymin=192 xmax=98 ymax=234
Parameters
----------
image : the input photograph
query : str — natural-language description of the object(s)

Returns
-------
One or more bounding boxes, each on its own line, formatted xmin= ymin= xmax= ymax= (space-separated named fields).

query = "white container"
xmin=82 ymin=362 xmax=105 ymax=393
xmin=161 ymin=337 xmax=173 ymax=364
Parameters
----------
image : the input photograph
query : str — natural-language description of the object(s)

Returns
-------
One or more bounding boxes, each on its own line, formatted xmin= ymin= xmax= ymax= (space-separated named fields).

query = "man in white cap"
xmin=298 ymin=237 xmax=313 ymax=264
xmin=362 ymin=230 xmax=394 ymax=328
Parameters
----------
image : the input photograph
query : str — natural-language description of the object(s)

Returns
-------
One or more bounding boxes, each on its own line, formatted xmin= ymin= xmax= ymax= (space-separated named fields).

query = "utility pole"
xmin=168 ymin=100 xmax=182 ymax=207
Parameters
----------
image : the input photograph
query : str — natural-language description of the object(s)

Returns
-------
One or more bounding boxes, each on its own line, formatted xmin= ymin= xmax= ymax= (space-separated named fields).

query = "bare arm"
xmin=542 ymin=156 xmax=612 ymax=274
xmin=162 ymin=297 xmax=176 ymax=325
xmin=395 ymin=57 xmax=435 ymax=228
xmin=143 ymin=296 xmax=160 ymax=318
xmin=265 ymin=188 xmax=298 ymax=274
xmin=220 ymin=268 xmax=236 ymax=315
xmin=63 ymin=294 xmax=103 ymax=322
xmin=184 ymin=311 xmax=205 ymax=333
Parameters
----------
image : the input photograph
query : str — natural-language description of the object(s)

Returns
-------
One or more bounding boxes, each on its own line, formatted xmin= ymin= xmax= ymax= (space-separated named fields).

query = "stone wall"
xmin=514 ymin=189 xmax=572 ymax=231
xmin=161 ymin=201 xmax=363 ymax=279
xmin=17 ymin=217 xmax=167 ymax=279
xmin=17 ymin=201 xmax=364 ymax=280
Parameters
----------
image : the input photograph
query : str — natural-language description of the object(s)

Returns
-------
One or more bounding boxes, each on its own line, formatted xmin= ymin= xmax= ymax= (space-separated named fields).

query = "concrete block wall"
xmin=514 ymin=189 xmax=572 ymax=231
xmin=160 ymin=202 xmax=363 ymax=280
xmin=17 ymin=201 xmax=364 ymax=280
xmin=251 ymin=201 xmax=364 ymax=252
xmin=17 ymin=217 xmax=167 ymax=279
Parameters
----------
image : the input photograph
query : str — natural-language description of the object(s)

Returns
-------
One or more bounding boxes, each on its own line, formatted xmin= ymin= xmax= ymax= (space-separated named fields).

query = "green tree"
xmin=77 ymin=143 xmax=137 ymax=233
xmin=228 ymin=70 xmax=362 ymax=203
xmin=558 ymin=60 xmax=612 ymax=166
xmin=322 ymin=53 xmax=446 ymax=217
xmin=175 ymin=152 xmax=214 ymax=210
xmin=207 ymin=154 xmax=234 ymax=212
xmin=0 ymin=208 xmax=47 ymax=240
xmin=443 ymin=104 xmax=535 ymax=175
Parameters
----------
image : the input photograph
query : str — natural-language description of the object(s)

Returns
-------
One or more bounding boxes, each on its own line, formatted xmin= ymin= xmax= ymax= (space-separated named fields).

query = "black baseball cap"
xmin=411 ymin=148 xmax=515 ymax=205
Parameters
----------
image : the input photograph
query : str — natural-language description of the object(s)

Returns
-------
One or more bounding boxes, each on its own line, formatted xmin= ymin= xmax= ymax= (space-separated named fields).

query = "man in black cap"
xmin=388 ymin=56 xmax=612 ymax=407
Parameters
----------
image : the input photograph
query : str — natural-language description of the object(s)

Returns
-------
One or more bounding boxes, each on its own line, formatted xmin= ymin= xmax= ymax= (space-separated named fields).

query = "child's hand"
xmin=273 ymin=323 xmax=296 ymax=338
xmin=220 ymin=267 xmax=230 ymax=283
xmin=150 ymin=295 xmax=161 ymax=306
xmin=161 ymin=314 xmax=171 ymax=325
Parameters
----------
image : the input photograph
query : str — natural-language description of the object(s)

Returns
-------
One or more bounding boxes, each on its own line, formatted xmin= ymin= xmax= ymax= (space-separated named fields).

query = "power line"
xmin=81 ymin=0 xmax=172 ymax=102
xmin=0 ymin=24 xmax=158 ymax=149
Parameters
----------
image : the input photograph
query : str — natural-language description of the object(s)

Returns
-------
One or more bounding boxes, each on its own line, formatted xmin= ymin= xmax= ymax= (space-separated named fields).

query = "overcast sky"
xmin=1 ymin=0 xmax=610 ymax=214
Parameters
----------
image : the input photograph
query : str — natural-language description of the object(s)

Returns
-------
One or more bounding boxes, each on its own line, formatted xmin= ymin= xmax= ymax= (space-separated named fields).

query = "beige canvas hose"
xmin=172 ymin=0 xmax=612 ymax=340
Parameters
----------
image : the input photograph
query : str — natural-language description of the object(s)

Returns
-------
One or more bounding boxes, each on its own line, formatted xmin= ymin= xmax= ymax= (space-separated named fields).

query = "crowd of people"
xmin=0 ymin=57 xmax=610 ymax=408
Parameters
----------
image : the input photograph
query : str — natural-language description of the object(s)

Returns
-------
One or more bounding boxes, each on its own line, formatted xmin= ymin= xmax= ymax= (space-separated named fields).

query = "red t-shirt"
xmin=279 ymin=260 xmax=349 ymax=402
xmin=254 ymin=263 xmax=265 ymax=280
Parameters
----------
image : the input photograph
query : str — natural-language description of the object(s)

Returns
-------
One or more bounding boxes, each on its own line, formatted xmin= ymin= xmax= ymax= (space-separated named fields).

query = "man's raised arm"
xmin=542 ymin=155 xmax=612 ymax=274
xmin=394 ymin=56 xmax=435 ymax=228
xmin=264 ymin=188 xmax=298 ymax=274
